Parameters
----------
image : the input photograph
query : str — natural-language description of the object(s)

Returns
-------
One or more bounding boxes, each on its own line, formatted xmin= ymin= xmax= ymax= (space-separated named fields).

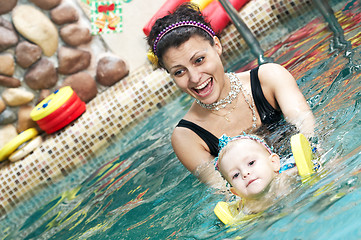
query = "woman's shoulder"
xmin=257 ymin=63 xmax=294 ymax=87
xmin=258 ymin=63 xmax=288 ymax=76
xmin=234 ymin=63 xmax=287 ymax=81
xmin=258 ymin=63 xmax=291 ymax=77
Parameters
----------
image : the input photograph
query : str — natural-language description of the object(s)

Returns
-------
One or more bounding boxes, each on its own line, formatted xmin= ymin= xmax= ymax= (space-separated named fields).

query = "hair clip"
xmin=147 ymin=50 xmax=158 ymax=66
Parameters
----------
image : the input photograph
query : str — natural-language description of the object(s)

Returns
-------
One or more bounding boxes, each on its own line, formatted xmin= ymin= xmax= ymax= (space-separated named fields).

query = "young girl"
xmin=215 ymin=134 xmax=298 ymax=214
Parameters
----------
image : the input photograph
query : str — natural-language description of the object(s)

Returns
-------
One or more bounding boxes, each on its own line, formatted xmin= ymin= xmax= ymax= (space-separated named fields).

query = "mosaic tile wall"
xmin=0 ymin=64 xmax=180 ymax=216
xmin=0 ymin=0 xmax=315 ymax=215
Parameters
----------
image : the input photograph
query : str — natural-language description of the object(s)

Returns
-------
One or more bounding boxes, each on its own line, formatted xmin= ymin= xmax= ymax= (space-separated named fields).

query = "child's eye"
xmin=195 ymin=57 xmax=204 ymax=64
xmin=249 ymin=160 xmax=256 ymax=166
xmin=232 ymin=172 xmax=239 ymax=179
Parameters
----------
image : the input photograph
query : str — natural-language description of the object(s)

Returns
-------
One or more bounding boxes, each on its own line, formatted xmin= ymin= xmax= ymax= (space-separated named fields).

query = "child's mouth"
xmin=247 ymin=179 xmax=257 ymax=187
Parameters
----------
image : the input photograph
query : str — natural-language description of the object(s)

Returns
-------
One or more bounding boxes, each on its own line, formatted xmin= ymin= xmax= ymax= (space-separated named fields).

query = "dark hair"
xmin=147 ymin=3 xmax=215 ymax=68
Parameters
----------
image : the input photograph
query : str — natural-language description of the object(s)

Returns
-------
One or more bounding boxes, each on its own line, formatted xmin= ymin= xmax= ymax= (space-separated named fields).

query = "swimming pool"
xmin=1 ymin=0 xmax=361 ymax=239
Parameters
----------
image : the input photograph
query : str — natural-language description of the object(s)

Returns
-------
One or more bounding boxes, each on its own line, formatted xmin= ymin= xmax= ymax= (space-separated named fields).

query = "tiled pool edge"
xmin=0 ymin=0 xmax=314 ymax=216
xmin=0 ymin=64 xmax=181 ymax=216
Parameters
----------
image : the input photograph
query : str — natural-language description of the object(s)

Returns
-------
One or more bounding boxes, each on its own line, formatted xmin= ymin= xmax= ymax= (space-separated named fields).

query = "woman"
xmin=147 ymin=3 xmax=315 ymax=186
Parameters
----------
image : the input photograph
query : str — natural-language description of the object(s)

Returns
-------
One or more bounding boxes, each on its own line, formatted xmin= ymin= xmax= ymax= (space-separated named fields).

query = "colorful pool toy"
xmin=202 ymin=0 xmax=249 ymax=34
xmin=0 ymin=128 xmax=38 ymax=162
xmin=214 ymin=133 xmax=317 ymax=225
xmin=291 ymin=133 xmax=315 ymax=179
xmin=9 ymin=136 xmax=43 ymax=162
xmin=143 ymin=0 xmax=249 ymax=36
xmin=191 ymin=0 xmax=213 ymax=9
xmin=30 ymin=86 xmax=86 ymax=134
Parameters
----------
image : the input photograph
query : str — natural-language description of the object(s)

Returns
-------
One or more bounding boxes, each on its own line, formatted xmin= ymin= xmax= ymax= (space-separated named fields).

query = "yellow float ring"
xmin=8 ymin=136 xmax=42 ymax=162
xmin=30 ymin=86 xmax=73 ymax=121
xmin=0 ymin=128 xmax=38 ymax=162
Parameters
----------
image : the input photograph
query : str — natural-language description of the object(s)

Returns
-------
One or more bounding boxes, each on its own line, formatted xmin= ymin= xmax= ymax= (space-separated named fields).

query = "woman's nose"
xmin=188 ymin=67 xmax=201 ymax=83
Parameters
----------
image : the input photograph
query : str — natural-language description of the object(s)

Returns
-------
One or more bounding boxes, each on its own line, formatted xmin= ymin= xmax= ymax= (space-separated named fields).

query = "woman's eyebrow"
xmin=169 ymin=64 xmax=182 ymax=71
xmin=169 ymin=48 xmax=208 ymax=71
xmin=190 ymin=49 xmax=207 ymax=61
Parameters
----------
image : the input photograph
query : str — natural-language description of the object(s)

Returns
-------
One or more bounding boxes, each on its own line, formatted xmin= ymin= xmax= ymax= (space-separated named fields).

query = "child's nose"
xmin=242 ymin=172 xmax=250 ymax=179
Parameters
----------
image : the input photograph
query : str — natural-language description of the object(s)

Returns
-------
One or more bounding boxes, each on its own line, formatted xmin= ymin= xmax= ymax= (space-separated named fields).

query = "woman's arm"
xmin=171 ymin=127 xmax=226 ymax=188
xmin=258 ymin=63 xmax=315 ymax=138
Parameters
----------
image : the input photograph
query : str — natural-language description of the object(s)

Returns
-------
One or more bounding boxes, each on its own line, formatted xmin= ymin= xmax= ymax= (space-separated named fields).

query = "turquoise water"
xmin=2 ymin=0 xmax=361 ymax=239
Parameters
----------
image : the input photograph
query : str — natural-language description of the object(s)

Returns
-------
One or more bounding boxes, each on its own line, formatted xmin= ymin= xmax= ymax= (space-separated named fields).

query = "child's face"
xmin=219 ymin=139 xmax=280 ymax=199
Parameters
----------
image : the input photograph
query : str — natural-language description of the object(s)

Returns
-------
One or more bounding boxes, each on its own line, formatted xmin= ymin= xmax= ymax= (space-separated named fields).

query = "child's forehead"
xmin=224 ymin=139 xmax=269 ymax=159
xmin=224 ymin=141 xmax=259 ymax=159
xmin=232 ymin=138 xmax=263 ymax=149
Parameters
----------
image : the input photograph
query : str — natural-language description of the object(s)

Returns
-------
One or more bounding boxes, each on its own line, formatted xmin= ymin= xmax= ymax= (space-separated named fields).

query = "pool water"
xmin=2 ymin=0 xmax=361 ymax=239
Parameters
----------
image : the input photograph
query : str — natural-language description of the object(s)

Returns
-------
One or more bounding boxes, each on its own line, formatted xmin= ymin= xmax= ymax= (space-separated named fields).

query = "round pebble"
xmin=0 ymin=124 xmax=18 ymax=149
xmin=12 ymin=5 xmax=58 ymax=57
xmin=2 ymin=88 xmax=35 ymax=107
xmin=0 ymin=109 xmax=17 ymax=125
xmin=0 ymin=54 xmax=15 ymax=76
xmin=15 ymin=41 xmax=42 ymax=69
xmin=50 ymin=3 xmax=79 ymax=25
xmin=24 ymin=58 xmax=58 ymax=90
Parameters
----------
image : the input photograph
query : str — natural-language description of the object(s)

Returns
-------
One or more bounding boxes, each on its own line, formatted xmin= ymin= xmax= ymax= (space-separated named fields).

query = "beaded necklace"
xmin=196 ymin=73 xmax=257 ymax=129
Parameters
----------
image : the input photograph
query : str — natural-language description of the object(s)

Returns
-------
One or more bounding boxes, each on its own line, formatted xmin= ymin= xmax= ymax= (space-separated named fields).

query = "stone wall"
xmin=0 ymin=0 xmax=129 ymax=147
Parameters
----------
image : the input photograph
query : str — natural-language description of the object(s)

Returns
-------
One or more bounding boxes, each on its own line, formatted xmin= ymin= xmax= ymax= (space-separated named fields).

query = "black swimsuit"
xmin=176 ymin=66 xmax=282 ymax=156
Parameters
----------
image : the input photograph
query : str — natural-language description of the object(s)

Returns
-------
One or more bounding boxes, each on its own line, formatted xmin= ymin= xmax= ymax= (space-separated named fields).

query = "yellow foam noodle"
xmin=214 ymin=200 xmax=261 ymax=225
xmin=0 ymin=128 xmax=38 ymax=162
xmin=291 ymin=133 xmax=314 ymax=179
xmin=190 ymin=0 xmax=213 ymax=10
xmin=214 ymin=201 xmax=237 ymax=225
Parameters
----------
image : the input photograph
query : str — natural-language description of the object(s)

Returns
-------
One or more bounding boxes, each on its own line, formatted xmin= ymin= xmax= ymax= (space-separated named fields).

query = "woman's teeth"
xmin=194 ymin=78 xmax=211 ymax=90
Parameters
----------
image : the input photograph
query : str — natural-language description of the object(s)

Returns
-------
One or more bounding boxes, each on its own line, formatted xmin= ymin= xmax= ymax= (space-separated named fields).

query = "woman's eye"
xmin=173 ymin=69 xmax=184 ymax=77
xmin=195 ymin=57 xmax=204 ymax=64
xmin=249 ymin=160 xmax=255 ymax=166
xmin=232 ymin=172 xmax=239 ymax=179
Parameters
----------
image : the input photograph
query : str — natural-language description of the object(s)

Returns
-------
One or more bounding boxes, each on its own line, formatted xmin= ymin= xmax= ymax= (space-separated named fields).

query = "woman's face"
xmin=162 ymin=35 xmax=225 ymax=104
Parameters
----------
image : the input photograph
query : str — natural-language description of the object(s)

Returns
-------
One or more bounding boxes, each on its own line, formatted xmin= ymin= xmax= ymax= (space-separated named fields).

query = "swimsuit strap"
xmin=250 ymin=66 xmax=282 ymax=124
xmin=176 ymin=119 xmax=219 ymax=156
xmin=176 ymin=66 xmax=282 ymax=157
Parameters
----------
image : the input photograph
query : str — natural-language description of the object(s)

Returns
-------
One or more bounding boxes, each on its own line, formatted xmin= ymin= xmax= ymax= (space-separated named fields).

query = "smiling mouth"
xmin=193 ymin=77 xmax=213 ymax=97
